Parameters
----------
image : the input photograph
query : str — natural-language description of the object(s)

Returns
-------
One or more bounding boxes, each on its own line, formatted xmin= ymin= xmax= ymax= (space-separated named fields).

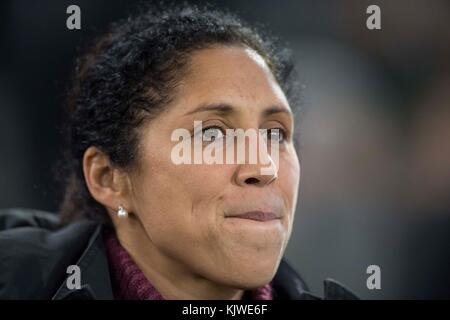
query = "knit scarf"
xmin=104 ymin=231 xmax=273 ymax=300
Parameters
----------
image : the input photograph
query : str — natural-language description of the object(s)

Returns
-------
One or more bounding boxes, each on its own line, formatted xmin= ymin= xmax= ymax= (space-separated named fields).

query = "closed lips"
xmin=227 ymin=211 xmax=279 ymax=221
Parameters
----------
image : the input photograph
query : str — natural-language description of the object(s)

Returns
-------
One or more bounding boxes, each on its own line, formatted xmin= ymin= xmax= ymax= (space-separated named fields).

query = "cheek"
xmin=278 ymin=148 xmax=300 ymax=202
xmin=184 ymin=165 xmax=237 ymax=210
xmin=275 ymin=149 xmax=300 ymax=247
xmin=133 ymin=154 xmax=231 ymax=243
xmin=133 ymin=164 xmax=190 ymax=235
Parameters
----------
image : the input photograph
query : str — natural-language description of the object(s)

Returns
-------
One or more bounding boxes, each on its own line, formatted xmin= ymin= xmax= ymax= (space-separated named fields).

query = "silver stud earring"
xmin=117 ymin=205 xmax=128 ymax=218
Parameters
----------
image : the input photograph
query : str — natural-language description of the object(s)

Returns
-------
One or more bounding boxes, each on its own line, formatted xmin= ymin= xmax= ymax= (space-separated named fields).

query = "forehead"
xmin=172 ymin=45 xmax=290 ymax=115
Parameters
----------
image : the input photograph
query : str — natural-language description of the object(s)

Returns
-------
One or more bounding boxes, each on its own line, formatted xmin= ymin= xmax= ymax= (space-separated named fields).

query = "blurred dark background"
xmin=1 ymin=0 xmax=449 ymax=299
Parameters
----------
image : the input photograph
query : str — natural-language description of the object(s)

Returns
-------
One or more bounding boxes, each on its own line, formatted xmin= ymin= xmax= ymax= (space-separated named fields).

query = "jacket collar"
xmin=52 ymin=224 xmax=114 ymax=300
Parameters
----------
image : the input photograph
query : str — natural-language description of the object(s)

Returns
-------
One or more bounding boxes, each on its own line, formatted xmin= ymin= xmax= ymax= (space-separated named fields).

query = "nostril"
xmin=245 ymin=177 xmax=259 ymax=185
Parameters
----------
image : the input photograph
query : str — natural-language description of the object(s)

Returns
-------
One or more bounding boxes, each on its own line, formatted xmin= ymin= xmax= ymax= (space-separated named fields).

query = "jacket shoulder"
xmin=0 ymin=208 xmax=97 ymax=299
xmin=0 ymin=208 xmax=60 ymax=231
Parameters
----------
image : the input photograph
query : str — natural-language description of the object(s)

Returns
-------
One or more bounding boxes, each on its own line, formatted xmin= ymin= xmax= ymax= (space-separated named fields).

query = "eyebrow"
xmin=183 ymin=103 xmax=293 ymax=118
xmin=262 ymin=105 xmax=293 ymax=118
xmin=183 ymin=103 xmax=234 ymax=116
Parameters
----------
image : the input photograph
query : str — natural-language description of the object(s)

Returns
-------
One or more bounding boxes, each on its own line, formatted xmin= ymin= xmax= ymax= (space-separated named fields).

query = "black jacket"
xmin=0 ymin=208 xmax=358 ymax=300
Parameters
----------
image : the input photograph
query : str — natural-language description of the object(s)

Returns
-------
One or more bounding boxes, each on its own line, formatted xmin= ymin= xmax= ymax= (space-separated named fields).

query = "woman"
xmin=0 ymin=4 xmax=357 ymax=300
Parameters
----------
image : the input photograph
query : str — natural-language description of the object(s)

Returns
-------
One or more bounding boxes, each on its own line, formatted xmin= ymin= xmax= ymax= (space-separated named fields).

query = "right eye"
xmin=202 ymin=126 xmax=225 ymax=142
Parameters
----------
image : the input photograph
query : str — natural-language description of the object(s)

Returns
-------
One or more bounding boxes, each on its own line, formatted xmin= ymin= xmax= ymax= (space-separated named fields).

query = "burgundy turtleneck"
xmin=103 ymin=231 xmax=273 ymax=300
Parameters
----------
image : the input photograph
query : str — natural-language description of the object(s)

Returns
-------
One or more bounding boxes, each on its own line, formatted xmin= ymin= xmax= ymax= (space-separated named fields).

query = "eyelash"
xmin=265 ymin=127 xmax=289 ymax=143
xmin=200 ymin=125 xmax=226 ymax=142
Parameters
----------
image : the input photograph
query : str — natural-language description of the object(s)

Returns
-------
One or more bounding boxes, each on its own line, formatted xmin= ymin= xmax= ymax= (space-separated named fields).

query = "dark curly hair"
xmin=55 ymin=2 xmax=302 ymax=226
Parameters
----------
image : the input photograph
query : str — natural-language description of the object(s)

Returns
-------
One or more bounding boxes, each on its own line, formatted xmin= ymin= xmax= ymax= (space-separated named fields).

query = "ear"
xmin=82 ymin=146 xmax=133 ymax=220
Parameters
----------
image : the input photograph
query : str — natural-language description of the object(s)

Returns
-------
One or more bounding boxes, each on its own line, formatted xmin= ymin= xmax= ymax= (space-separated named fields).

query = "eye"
xmin=202 ymin=126 xmax=225 ymax=142
xmin=265 ymin=128 xmax=287 ymax=143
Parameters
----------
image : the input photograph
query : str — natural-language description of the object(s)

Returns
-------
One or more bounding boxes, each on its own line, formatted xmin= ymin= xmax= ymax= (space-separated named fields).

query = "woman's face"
xmin=127 ymin=45 xmax=300 ymax=289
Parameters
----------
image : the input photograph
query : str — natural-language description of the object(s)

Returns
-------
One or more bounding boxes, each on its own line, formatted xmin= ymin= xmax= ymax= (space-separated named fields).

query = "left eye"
xmin=202 ymin=126 xmax=224 ymax=142
xmin=265 ymin=128 xmax=286 ymax=142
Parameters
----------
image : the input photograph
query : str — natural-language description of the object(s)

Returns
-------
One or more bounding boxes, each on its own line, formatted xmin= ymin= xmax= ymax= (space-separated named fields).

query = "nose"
xmin=231 ymin=126 xmax=279 ymax=187
xmin=234 ymin=141 xmax=278 ymax=187
xmin=234 ymin=160 xmax=278 ymax=187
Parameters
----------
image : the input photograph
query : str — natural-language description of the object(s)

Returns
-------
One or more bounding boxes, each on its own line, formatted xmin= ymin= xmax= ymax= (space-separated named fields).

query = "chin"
xmin=222 ymin=254 xmax=281 ymax=289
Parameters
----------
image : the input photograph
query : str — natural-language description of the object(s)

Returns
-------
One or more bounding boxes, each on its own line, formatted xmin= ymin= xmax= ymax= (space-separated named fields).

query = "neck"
xmin=114 ymin=217 xmax=245 ymax=300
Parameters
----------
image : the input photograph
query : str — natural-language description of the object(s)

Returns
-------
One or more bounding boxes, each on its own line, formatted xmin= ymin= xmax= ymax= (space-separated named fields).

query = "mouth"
xmin=225 ymin=211 xmax=281 ymax=222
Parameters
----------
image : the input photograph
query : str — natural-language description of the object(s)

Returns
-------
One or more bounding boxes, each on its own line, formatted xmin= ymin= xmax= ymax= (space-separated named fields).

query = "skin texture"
xmin=83 ymin=45 xmax=301 ymax=300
